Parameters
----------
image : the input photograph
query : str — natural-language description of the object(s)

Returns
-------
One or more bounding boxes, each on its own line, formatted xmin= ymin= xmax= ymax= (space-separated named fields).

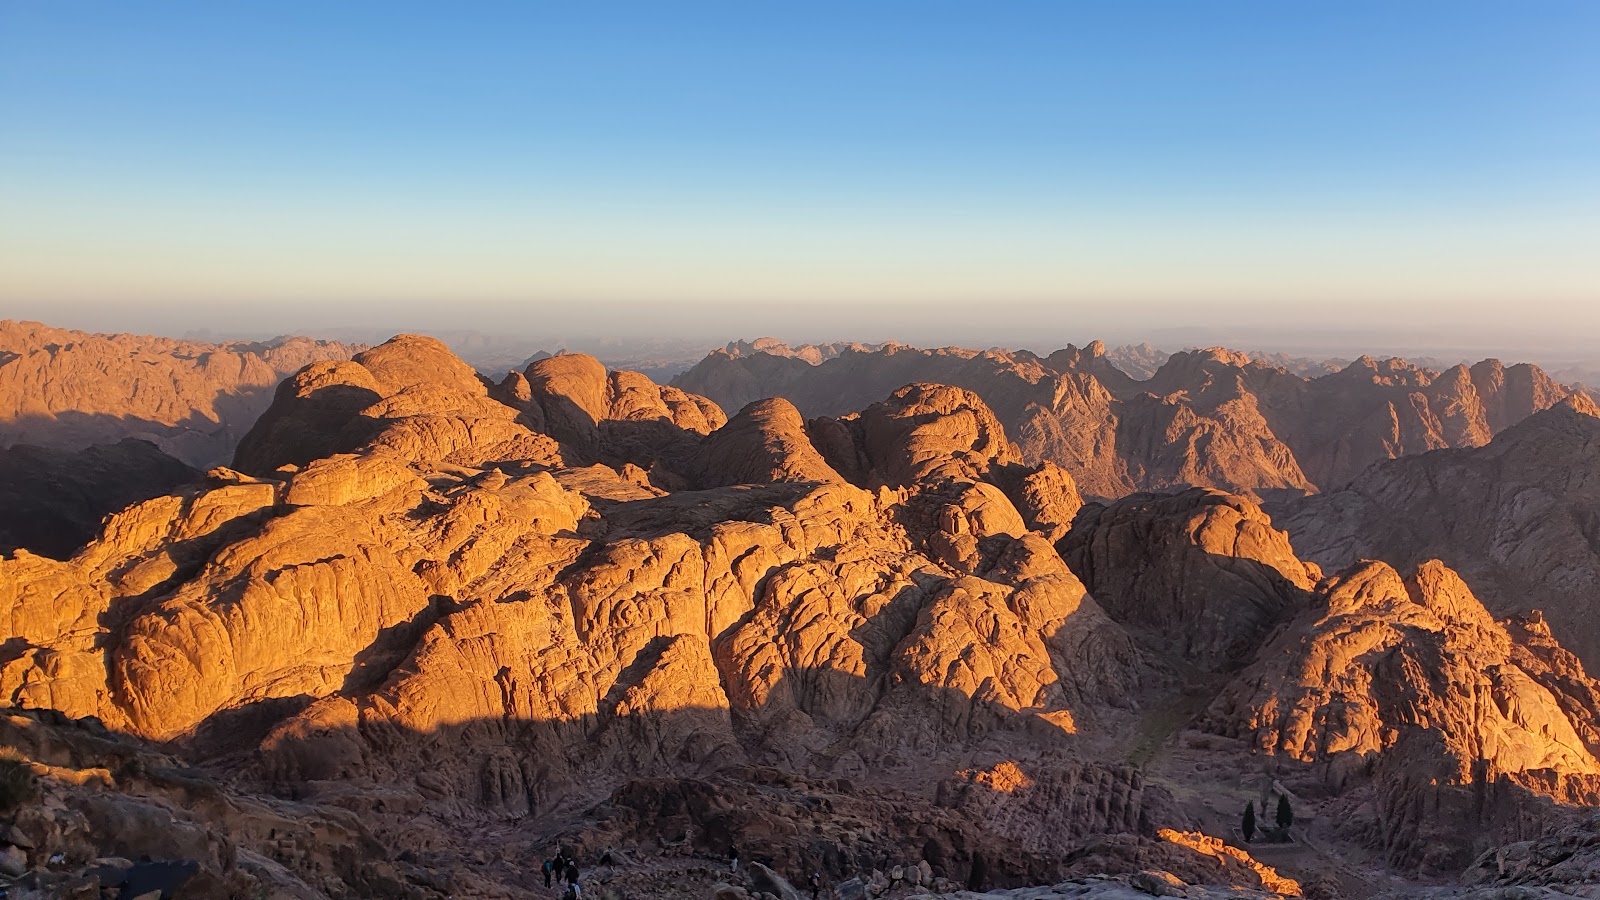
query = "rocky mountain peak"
xmin=1209 ymin=556 xmax=1600 ymax=786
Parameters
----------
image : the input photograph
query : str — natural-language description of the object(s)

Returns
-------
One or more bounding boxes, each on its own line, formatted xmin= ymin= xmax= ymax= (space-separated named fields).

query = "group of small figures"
xmin=541 ymin=851 xmax=583 ymax=898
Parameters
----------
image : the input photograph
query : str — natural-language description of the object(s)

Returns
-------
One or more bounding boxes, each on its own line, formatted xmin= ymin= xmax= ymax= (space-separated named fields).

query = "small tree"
xmin=1242 ymin=800 xmax=1257 ymax=842
xmin=1276 ymin=793 xmax=1293 ymax=830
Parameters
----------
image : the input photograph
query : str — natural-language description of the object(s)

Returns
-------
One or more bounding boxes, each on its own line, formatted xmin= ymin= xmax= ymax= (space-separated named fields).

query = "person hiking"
xmin=542 ymin=857 xmax=554 ymax=889
xmin=564 ymin=859 xmax=580 ymax=886
xmin=729 ymin=845 xmax=739 ymax=873
xmin=809 ymin=871 xmax=823 ymax=899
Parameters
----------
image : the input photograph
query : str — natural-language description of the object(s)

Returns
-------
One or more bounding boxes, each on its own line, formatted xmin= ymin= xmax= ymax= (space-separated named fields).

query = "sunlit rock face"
xmin=1207 ymin=558 xmax=1600 ymax=780
xmin=1 ymin=335 xmax=1143 ymax=773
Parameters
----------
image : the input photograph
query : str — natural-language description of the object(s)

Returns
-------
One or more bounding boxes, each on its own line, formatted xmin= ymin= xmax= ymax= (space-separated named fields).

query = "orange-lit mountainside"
xmin=3 ymin=325 xmax=1600 ymax=898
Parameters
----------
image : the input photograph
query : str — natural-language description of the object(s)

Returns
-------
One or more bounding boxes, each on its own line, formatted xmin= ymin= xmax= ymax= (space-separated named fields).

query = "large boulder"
xmin=1061 ymin=489 xmax=1317 ymax=669
xmin=841 ymin=383 xmax=1017 ymax=487
xmin=693 ymin=398 xmax=842 ymax=488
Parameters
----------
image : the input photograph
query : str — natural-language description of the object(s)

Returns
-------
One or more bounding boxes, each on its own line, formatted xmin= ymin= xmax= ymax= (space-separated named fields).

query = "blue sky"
xmin=1 ymin=2 xmax=1597 ymax=350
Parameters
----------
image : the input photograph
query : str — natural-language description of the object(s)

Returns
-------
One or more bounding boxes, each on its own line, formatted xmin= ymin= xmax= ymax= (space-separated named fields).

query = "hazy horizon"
xmin=3 ymin=2 xmax=1597 ymax=361
xmin=14 ymin=308 xmax=1600 ymax=384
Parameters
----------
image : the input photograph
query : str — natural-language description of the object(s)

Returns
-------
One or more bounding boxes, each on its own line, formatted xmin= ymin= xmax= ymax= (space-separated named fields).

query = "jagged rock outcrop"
xmin=674 ymin=340 xmax=1573 ymax=500
xmin=1115 ymin=349 xmax=1312 ymax=497
xmin=1277 ymin=395 xmax=1600 ymax=668
xmin=0 ymin=439 xmax=197 ymax=558
xmin=1207 ymin=559 xmax=1600 ymax=784
xmin=1101 ymin=342 xmax=1170 ymax=382
xmin=1258 ymin=355 xmax=1569 ymax=490
xmin=936 ymin=759 xmax=1172 ymax=858
xmin=1200 ymin=558 xmax=1600 ymax=872
xmin=720 ymin=337 xmax=880 ymax=367
xmin=0 ymin=319 xmax=357 ymax=467
xmin=1060 ymin=489 xmax=1317 ymax=669
xmin=991 ymin=460 xmax=1083 ymax=543
xmin=1461 ymin=811 xmax=1600 ymax=896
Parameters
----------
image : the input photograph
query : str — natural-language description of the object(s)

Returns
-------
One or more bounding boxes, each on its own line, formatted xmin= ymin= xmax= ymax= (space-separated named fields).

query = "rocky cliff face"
xmin=674 ymin=340 xmax=1572 ymax=501
xmin=1277 ymin=395 xmax=1600 ymax=669
xmin=1458 ymin=810 xmax=1600 ymax=895
xmin=1206 ymin=559 xmax=1600 ymax=785
xmin=1061 ymin=489 xmax=1318 ymax=671
xmin=4 ymin=343 xmax=1139 ymax=761
xmin=0 ymin=320 xmax=358 ymax=468
xmin=1170 ymin=550 xmax=1600 ymax=874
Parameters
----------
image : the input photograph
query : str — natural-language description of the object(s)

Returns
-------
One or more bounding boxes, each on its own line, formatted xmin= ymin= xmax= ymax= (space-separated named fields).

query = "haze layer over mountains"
xmin=4 ymin=318 xmax=1600 ymax=898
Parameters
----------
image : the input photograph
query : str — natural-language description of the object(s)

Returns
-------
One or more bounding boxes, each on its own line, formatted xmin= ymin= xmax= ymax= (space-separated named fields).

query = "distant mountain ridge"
xmin=673 ymin=337 xmax=1572 ymax=499
xmin=0 ymin=319 xmax=360 ymax=468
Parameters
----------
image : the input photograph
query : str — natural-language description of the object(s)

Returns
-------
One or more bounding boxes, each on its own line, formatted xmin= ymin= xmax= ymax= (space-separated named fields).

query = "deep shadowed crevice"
xmin=342 ymin=594 xmax=461 ymax=694
xmin=600 ymin=636 xmax=677 ymax=718
xmin=0 ymin=439 xmax=199 ymax=559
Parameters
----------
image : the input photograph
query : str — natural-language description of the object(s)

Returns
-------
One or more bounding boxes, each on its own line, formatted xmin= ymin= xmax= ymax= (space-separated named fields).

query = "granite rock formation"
xmin=1061 ymin=489 xmax=1318 ymax=671
xmin=1206 ymin=559 xmax=1600 ymax=786
xmin=676 ymin=341 xmax=1135 ymax=497
xmin=0 ymin=335 xmax=1173 ymax=895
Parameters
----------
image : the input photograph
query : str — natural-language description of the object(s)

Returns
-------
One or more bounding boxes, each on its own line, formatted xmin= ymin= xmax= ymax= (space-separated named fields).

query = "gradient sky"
xmin=1 ymin=2 xmax=1597 ymax=352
